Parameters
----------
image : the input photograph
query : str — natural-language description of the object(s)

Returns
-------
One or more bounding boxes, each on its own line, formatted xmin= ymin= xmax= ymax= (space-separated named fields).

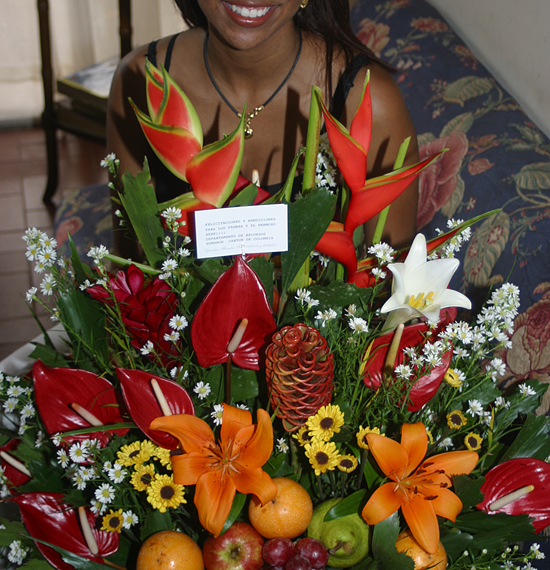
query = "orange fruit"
xmin=248 ymin=477 xmax=313 ymax=539
xmin=395 ymin=529 xmax=446 ymax=570
xmin=136 ymin=530 xmax=204 ymax=570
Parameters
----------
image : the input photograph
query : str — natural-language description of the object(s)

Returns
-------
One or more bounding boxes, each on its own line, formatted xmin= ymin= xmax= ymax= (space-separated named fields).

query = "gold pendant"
xmin=239 ymin=105 xmax=264 ymax=139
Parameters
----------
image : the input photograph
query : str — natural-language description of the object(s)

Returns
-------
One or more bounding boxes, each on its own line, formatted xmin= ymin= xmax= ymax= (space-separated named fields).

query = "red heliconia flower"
xmin=87 ymin=264 xmax=180 ymax=367
xmin=265 ymin=323 xmax=334 ymax=432
xmin=361 ymin=309 xmax=456 ymax=411
xmin=0 ymin=439 xmax=31 ymax=490
xmin=191 ymin=256 xmax=277 ymax=370
xmin=11 ymin=492 xmax=118 ymax=570
xmin=32 ymin=360 xmax=129 ymax=446
xmin=477 ymin=458 xmax=550 ymax=533
xmin=117 ymin=368 xmax=194 ymax=449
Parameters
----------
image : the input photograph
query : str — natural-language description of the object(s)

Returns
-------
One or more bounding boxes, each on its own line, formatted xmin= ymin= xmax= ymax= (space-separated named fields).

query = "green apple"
xmin=307 ymin=498 xmax=370 ymax=568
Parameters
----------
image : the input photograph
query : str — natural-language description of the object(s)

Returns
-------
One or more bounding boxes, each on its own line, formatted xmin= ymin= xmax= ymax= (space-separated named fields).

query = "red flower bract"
xmin=87 ymin=264 xmax=180 ymax=367
xmin=191 ymin=256 xmax=276 ymax=370
xmin=266 ymin=323 xmax=334 ymax=432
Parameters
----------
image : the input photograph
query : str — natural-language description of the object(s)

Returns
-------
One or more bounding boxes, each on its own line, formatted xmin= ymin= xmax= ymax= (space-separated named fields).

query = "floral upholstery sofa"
xmin=54 ymin=0 xmax=550 ymax=407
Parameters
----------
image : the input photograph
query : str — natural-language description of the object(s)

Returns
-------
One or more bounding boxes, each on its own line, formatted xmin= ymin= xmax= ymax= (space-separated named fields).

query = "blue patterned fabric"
xmin=55 ymin=0 xmax=550 ymax=402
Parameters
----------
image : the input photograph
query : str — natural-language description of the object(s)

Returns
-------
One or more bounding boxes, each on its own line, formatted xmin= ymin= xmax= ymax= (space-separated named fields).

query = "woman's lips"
xmin=222 ymin=2 xmax=276 ymax=26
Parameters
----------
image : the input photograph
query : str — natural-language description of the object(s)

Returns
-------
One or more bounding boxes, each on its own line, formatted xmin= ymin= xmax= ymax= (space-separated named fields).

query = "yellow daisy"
xmin=464 ymin=432 xmax=483 ymax=451
xmin=101 ymin=509 xmax=124 ymax=533
xmin=117 ymin=441 xmax=142 ymax=467
xmin=304 ymin=440 xmax=339 ymax=476
xmin=146 ymin=474 xmax=186 ymax=513
xmin=153 ymin=445 xmax=173 ymax=469
xmin=356 ymin=426 xmax=382 ymax=450
xmin=131 ymin=463 xmax=156 ymax=492
xmin=292 ymin=426 xmax=312 ymax=447
xmin=444 ymin=368 xmax=462 ymax=388
xmin=337 ymin=454 xmax=358 ymax=473
xmin=306 ymin=404 xmax=345 ymax=441
xmin=447 ymin=410 xmax=467 ymax=430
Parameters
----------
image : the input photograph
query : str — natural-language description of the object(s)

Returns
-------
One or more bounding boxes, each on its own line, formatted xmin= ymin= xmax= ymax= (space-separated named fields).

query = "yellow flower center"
xmin=407 ymin=291 xmax=435 ymax=310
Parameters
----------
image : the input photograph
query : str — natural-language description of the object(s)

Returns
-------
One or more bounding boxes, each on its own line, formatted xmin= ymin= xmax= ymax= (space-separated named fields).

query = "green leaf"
xmin=231 ymin=367 xmax=259 ymax=402
xmin=440 ymin=528 xmax=474 ymax=561
xmin=22 ymin=560 xmax=54 ymax=570
xmin=0 ymin=519 xmax=28 ymax=546
xmin=57 ymin=288 xmax=108 ymax=371
xmin=29 ymin=342 xmax=69 ymax=368
xmin=371 ymin=513 xmax=414 ymax=570
xmin=196 ymin=258 xmax=227 ymax=284
xmin=221 ymin=492 xmax=247 ymax=535
xmin=119 ymin=159 xmax=166 ymax=267
xmin=500 ymin=413 xmax=550 ymax=461
xmin=68 ymin=234 xmax=95 ymax=283
xmin=303 ymin=86 xmax=323 ymax=194
xmin=439 ymin=112 xmax=475 ymax=136
xmin=229 ymin=184 xmax=259 ymax=207
xmin=453 ymin=474 xmax=484 ymax=510
xmin=140 ymin=508 xmax=173 ymax=542
xmin=309 ymin=280 xmax=374 ymax=311
xmin=324 ymin=490 xmax=367 ymax=520
xmin=281 ymin=188 xmax=336 ymax=299
xmin=513 ymin=162 xmax=550 ymax=191
xmin=249 ymin=255 xmax=275 ymax=309
xmin=443 ymin=76 xmax=493 ymax=106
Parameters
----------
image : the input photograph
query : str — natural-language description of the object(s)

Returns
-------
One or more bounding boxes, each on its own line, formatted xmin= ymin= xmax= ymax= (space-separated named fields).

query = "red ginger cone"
xmin=266 ymin=323 xmax=334 ymax=432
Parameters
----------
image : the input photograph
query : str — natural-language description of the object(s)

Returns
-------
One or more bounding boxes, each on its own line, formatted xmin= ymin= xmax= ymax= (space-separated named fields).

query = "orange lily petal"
xmin=425 ymin=450 xmax=479 ymax=477
xmin=401 ymin=494 xmax=440 ymax=554
xmin=366 ymin=433 xmax=408 ymax=481
xmin=149 ymin=414 xmax=214 ymax=453
xmin=195 ymin=469 xmax=237 ymax=537
xmin=361 ymin=482 xmax=404 ymax=525
xmin=170 ymin=453 xmax=213 ymax=486
xmin=232 ymin=467 xmax=278 ymax=506
xmin=431 ymin=487 xmax=463 ymax=522
xmin=400 ymin=423 xmax=428 ymax=476
xmin=221 ymin=405 xmax=252 ymax=446
xmin=233 ymin=409 xmax=274 ymax=469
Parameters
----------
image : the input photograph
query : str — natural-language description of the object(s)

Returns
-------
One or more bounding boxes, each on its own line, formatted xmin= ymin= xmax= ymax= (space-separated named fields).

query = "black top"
xmin=146 ymin=35 xmax=372 ymax=202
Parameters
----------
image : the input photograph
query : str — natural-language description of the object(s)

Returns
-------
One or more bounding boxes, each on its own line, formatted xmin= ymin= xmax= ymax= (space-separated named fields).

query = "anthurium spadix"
xmin=381 ymin=233 xmax=471 ymax=332
xmin=132 ymin=60 xmax=245 ymax=207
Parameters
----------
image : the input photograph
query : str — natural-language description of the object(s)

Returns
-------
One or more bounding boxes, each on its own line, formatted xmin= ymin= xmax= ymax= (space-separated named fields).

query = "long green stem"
xmin=371 ymin=137 xmax=411 ymax=245
xmin=302 ymin=86 xmax=323 ymax=195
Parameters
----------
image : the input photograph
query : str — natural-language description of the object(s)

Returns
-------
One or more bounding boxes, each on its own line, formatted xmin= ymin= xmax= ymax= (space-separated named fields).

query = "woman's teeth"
xmin=228 ymin=4 xmax=271 ymax=18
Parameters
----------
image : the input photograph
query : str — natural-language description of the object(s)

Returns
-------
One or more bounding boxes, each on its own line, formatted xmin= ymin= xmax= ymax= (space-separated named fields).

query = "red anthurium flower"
xmin=87 ymin=264 xmax=180 ymax=367
xmin=191 ymin=256 xmax=277 ymax=370
xmin=117 ymin=368 xmax=194 ymax=449
xmin=32 ymin=361 xmax=129 ymax=446
xmin=0 ymin=439 xmax=31 ymax=490
xmin=362 ymin=423 xmax=478 ymax=554
xmin=11 ymin=492 xmax=118 ymax=570
xmin=132 ymin=61 xmax=245 ymax=206
xmin=477 ymin=458 xmax=550 ymax=532
xmin=361 ymin=309 xmax=455 ymax=411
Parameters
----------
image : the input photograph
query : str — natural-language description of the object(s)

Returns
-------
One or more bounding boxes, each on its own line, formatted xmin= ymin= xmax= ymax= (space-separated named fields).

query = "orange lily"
xmin=150 ymin=405 xmax=277 ymax=537
xmin=362 ymin=422 xmax=478 ymax=554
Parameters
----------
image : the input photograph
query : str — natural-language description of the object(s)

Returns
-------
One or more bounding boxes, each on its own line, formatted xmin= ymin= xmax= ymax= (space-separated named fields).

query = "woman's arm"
xmin=342 ymin=64 xmax=419 ymax=249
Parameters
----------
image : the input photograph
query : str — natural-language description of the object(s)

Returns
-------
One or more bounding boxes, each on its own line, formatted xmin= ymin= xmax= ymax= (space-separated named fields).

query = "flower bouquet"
xmin=1 ymin=62 xmax=549 ymax=570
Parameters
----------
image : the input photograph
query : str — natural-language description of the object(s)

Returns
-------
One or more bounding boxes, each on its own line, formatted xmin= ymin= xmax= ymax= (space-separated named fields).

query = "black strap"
xmin=146 ymin=33 xmax=181 ymax=71
xmin=330 ymin=52 xmax=373 ymax=119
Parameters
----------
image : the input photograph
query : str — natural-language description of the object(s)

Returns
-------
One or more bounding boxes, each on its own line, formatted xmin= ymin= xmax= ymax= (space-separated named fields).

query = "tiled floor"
xmin=0 ymin=128 xmax=107 ymax=362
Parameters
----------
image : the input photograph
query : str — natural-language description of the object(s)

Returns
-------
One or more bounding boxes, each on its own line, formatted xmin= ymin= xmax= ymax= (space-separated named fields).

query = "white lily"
xmin=381 ymin=233 xmax=471 ymax=332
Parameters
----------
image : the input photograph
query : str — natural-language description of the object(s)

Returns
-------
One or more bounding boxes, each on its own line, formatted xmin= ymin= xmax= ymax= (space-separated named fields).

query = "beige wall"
xmin=427 ymin=0 xmax=550 ymax=138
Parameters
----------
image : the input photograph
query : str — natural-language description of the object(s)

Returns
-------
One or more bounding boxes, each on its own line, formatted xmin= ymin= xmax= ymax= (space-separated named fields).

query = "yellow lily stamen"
xmin=408 ymin=291 xmax=435 ymax=310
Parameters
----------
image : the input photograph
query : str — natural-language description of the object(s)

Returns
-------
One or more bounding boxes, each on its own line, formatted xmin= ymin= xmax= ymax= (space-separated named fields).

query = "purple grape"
xmin=284 ymin=555 xmax=312 ymax=570
xmin=294 ymin=538 xmax=329 ymax=569
xmin=263 ymin=537 xmax=295 ymax=566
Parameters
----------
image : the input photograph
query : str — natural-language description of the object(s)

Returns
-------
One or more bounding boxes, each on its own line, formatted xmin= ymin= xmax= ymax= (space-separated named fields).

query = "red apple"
xmin=203 ymin=522 xmax=264 ymax=570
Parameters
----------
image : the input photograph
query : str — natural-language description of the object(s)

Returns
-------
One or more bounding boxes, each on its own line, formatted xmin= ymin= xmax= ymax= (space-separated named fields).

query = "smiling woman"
xmin=106 ymin=0 xmax=420 ymax=258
